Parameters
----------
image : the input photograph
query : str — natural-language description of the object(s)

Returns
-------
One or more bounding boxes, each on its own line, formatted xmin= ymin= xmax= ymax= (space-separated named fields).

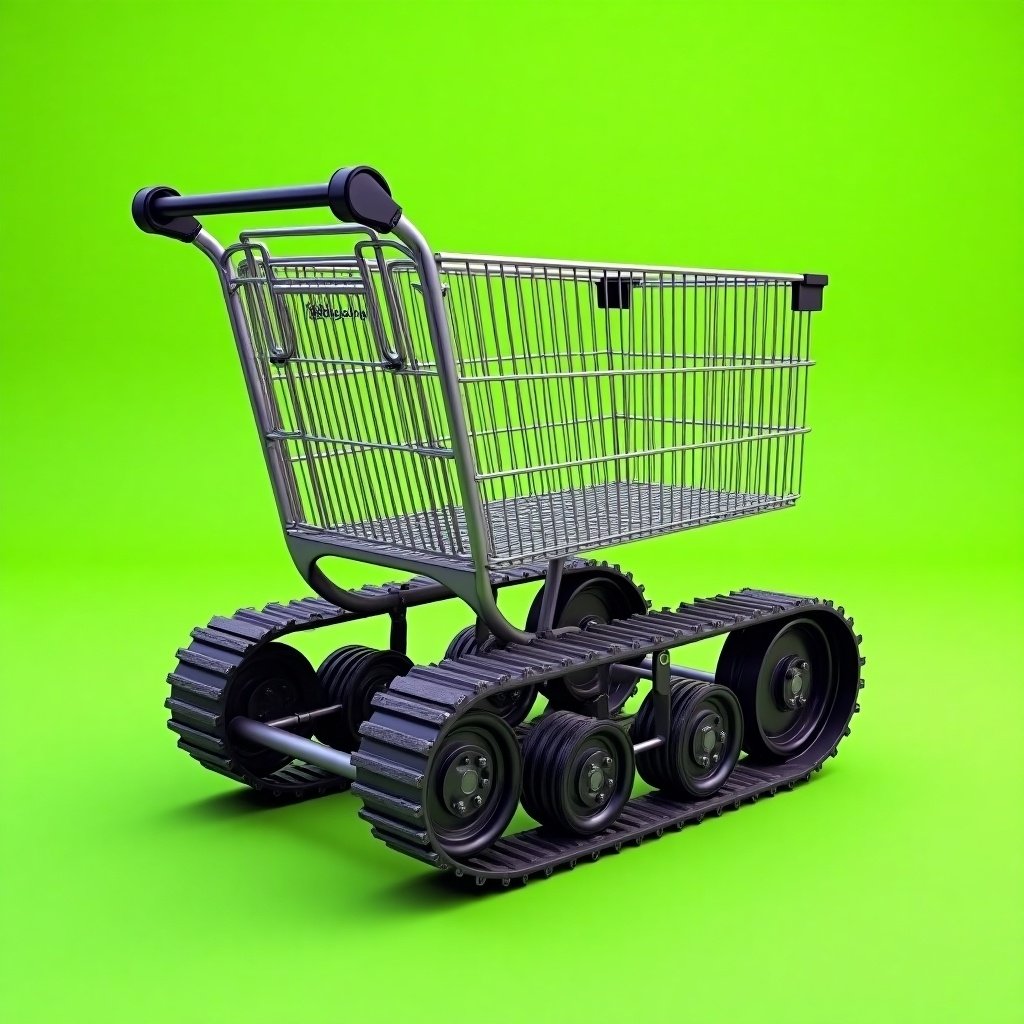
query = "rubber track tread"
xmin=354 ymin=587 xmax=864 ymax=886
xmin=165 ymin=559 xmax=603 ymax=801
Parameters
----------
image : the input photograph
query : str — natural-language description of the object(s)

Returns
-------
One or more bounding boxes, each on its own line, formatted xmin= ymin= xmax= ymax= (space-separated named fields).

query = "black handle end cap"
xmin=133 ymin=186 xmax=202 ymax=243
xmin=327 ymin=166 xmax=402 ymax=233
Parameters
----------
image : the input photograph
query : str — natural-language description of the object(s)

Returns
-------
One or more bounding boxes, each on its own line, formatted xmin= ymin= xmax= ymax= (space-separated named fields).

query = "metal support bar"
xmin=391 ymin=215 xmax=534 ymax=646
xmin=536 ymin=557 xmax=565 ymax=632
xmin=230 ymin=717 xmax=356 ymax=780
xmin=633 ymin=737 xmax=665 ymax=754
xmin=474 ymin=615 xmax=490 ymax=648
xmin=651 ymin=650 xmax=672 ymax=741
xmin=638 ymin=658 xmax=716 ymax=683
xmin=389 ymin=607 xmax=408 ymax=655
xmin=616 ymin=661 xmax=716 ymax=685
xmin=587 ymin=680 xmax=612 ymax=721
xmin=264 ymin=703 xmax=344 ymax=730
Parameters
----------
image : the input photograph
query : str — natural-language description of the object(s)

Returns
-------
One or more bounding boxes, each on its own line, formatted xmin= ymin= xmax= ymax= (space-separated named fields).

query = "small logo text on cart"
xmin=306 ymin=303 xmax=367 ymax=321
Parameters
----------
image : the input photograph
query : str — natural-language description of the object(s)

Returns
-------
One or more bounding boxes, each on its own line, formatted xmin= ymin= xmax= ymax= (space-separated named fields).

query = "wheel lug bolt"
xmin=454 ymin=800 xmax=467 ymax=813
xmin=480 ymin=777 xmax=490 ymax=788
xmin=473 ymin=795 xmax=483 ymax=808
xmin=596 ymin=792 xmax=606 ymax=803
xmin=605 ymin=777 xmax=615 ymax=787
xmin=712 ymin=753 xmax=719 ymax=764
xmin=699 ymin=755 xmax=710 ymax=767
xmin=603 ymin=756 xmax=613 ymax=769
xmin=477 ymin=756 xmax=488 ymax=769
xmin=718 ymin=730 xmax=726 ymax=743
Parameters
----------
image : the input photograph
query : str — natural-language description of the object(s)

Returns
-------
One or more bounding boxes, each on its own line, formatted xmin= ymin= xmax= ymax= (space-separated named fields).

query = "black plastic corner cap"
xmin=132 ymin=186 xmax=202 ymax=243
xmin=791 ymin=273 xmax=829 ymax=313
xmin=595 ymin=277 xmax=633 ymax=310
xmin=327 ymin=166 xmax=402 ymax=233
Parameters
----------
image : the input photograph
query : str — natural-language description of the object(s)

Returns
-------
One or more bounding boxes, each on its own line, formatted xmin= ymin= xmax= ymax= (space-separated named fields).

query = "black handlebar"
xmin=132 ymin=166 xmax=402 ymax=242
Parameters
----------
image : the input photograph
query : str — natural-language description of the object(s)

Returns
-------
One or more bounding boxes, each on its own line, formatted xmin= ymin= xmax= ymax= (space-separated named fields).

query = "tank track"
xmin=167 ymin=593 xmax=361 ymax=801
xmin=353 ymin=588 xmax=864 ymax=886
xmin=165 ymin=559 xmax=639 ymax=801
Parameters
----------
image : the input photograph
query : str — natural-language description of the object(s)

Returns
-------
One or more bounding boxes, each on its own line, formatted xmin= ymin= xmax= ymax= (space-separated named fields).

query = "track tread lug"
xmin=357 ymin=721 xmax=434 ymax=754
xmin=360 ymin=810 xmax=430 ymax=847
xmin=350 ymin=751 xmax=425 ymax=788
xmin=165 ymin=697 xmax=222 ymax=730
xmin=168 ymin=720 xmax=227 ymax=755
xmin=174 ymin=647 xmax=237 ymax=676
xmin=374 ymin=832 xmax=441 ymax=865
xmin=188 ymin=626 xmax=254 ymax=655
xmin=234 ymin=609 xmax=287 ymax=629
xmin=208 ymin=615 xmax=268 ymax=641
xmin=366 ymin=691 xmax=451 ymax=726
xmin=166 ymin=671 xmax=226 ymax=702
xmin=353 ymin=784 xmax=425 ymax=822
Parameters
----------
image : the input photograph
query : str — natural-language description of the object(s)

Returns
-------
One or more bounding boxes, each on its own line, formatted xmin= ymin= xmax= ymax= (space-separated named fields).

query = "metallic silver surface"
xmin=638 ymin=659 xmax=717 ymax=683
xmin=438 ymin=252 xmax=805 ymax=281
xmin=535 ymin=557 xmax=565 ymax=632
xmin=632 ymin=737 xmax=666 ymax=755
xmin=263 ymin=703 xmax=345 ymax=729
xmin=231 ymin=716 xmax=356 ymax=780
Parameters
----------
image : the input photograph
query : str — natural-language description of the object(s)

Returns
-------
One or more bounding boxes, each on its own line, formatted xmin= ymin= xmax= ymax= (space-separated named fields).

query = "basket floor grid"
xmin=330 ymin=482 xmax=795 ymax=566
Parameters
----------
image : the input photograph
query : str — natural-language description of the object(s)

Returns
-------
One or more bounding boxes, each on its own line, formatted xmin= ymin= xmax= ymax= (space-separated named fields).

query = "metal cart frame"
xmin=134 ymin=166 xmax=827 ymax=645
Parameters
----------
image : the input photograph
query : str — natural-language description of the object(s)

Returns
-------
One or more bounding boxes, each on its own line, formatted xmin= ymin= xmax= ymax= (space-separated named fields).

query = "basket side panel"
xmin=438 ymin=259 xmax=815 ymax=566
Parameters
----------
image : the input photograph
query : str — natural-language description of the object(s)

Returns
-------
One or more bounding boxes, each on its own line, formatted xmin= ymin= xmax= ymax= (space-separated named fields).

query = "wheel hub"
xmin=775 ymin=656 xmax=811 ymax=710
xmin=247 ymin=677 xmax=298 ymax=721
xmin=689 ymin=711 xmax=728 ymax=772
xmin=717 ymin=616 xmax=840 ymax=762
xmin=577 ymin=749 xmax=616 ymax=807
xmin=441 ymin=745 xmax=492 ymax=818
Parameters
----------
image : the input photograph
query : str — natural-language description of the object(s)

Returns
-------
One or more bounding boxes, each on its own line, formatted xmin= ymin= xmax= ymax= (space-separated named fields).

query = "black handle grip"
xmin=132 ymin=166 xmax=402 ymax=242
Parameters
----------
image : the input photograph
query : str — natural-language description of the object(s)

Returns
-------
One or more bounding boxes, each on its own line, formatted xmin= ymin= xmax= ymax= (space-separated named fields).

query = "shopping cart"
xmin=136 ymin=166 xmax=862 ymax=885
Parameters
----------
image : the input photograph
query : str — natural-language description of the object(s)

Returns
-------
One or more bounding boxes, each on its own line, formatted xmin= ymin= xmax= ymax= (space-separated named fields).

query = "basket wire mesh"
xmin=229 ymin=233 xmax=813 ymax=570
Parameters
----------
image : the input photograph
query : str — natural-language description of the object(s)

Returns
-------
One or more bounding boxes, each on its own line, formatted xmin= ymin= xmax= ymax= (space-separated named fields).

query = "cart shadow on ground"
xmin=157 ymin=758 xmax=892 ymax=926
xmin=162 ymin=785 xmax=513 ymax=913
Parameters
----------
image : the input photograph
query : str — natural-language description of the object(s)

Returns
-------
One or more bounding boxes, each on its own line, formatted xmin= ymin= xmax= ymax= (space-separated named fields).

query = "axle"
xmin=231 ymin=656 xmax=717 ymax=775
xmin=264 ymin=703 xmax=344 ymax=729
xmin=231 ymin=717 xmax=357 ymax=781
xmin=636 ymin=658 xmax=715 ymax=683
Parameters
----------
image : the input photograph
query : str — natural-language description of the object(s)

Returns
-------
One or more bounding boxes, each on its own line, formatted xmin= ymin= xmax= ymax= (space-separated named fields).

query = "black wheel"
xmin=717 ymin=617 xmax=836 ymax=761
xmin=444 ymin=625 xmax=538 ymax=727
xmin=633 ymin=681 xmax=743 ymax=799
xmin=226 ymin=643 xmax=320 ymax=776
xmin=445 ymin=624 xmax=486 ymax=661
xmin=424 ymin=713 xmax=522 ymax=859
xmin=526 ymin=572 xmax=648 ymax=714
xmin=314 ymin=645 xmax=412 ymax=750
xmin=521 ymin=710 xmax=635 ymax=835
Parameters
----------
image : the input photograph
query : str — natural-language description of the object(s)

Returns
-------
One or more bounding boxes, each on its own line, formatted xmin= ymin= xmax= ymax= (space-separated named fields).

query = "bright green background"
xmin=1 ymin=1 xmax=1021 ymax=1021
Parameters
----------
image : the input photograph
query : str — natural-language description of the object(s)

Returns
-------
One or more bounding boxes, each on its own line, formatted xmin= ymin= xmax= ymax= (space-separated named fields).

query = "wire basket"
xmin=228 ymin=230 xmax=816 ymax=571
